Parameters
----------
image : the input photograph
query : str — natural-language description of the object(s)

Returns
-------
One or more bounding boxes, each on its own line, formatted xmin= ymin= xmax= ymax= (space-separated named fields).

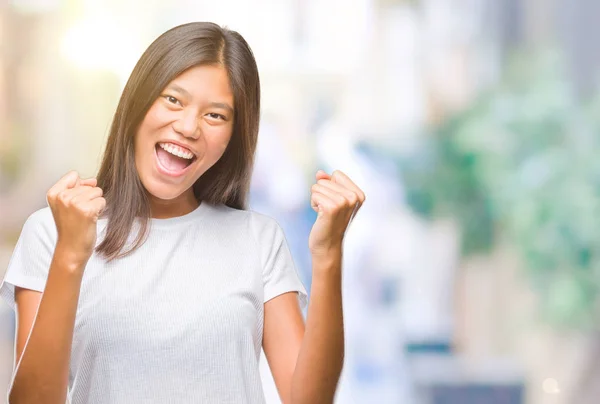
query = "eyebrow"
xmin=209 ymin=102 xmax=234 ymax=114
xmin=166 ymin=84 xmax=234 ymax=114
xmin=166 ymin=84 xmax=191 ymax=98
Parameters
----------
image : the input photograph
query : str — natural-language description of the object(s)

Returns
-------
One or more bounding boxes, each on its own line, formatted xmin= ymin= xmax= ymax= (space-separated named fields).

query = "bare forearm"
xmin=291 ymin=250 xmax=344 ymax=404
xmin=9 ymin=246 xmax=85 ymax=404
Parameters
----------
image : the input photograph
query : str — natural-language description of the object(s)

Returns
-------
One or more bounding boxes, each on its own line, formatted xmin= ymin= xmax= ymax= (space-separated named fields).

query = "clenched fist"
xmin=46 ymin=171 xmax=106 ymax=266
xmin=309 ymin=169 xmax=365 ymax=258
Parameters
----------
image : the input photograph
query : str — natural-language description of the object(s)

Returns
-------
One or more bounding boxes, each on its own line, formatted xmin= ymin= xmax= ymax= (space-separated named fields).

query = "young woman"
xmin=0 ymin=22 xmax=365 ymax=404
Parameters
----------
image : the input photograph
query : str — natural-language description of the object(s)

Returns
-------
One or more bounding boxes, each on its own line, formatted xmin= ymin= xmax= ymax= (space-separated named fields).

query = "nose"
xmin=172 ymin=110 xmax=200 ymax=139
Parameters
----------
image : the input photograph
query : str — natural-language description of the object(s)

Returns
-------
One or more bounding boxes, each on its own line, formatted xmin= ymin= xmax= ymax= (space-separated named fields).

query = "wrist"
xmin=310 ymin=243 xmax=343 ymax=261
xmin=53 ymin=242 xmax=90 ymax=273
xmin=311 ymin=247 xmax=343 ymax=275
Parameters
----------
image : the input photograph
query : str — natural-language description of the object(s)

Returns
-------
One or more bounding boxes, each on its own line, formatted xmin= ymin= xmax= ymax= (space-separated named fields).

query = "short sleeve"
xmin=0 ymin=207 xmax=56 ymax=311
xmin=251 ymin=212 xmax=308 ymax=309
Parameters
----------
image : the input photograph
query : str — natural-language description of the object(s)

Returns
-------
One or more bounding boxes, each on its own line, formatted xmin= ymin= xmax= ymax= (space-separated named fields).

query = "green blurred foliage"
xmin=401 ymin=51 xmax=600 ymax=329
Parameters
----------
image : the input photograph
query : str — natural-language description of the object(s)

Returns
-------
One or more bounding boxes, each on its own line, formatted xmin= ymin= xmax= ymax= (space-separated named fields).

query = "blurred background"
xmin=1 ymin=0 xmax=600 ymax=403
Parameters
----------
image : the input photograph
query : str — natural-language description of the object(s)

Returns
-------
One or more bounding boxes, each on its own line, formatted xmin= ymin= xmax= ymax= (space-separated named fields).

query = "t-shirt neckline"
xmin=149 ymin=201 xmax=210 ymax=229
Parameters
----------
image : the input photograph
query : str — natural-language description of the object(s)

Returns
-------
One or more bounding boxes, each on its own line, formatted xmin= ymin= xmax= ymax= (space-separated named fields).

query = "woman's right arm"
xmin=8 ymin=171 xmax=105 ymax=404
xmin=10 ymin=249 xmax=86 ymax=404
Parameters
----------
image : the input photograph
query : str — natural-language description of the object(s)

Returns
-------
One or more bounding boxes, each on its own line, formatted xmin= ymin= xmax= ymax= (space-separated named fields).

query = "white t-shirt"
xmin=0 ymin=202 xmax=307 ymax=403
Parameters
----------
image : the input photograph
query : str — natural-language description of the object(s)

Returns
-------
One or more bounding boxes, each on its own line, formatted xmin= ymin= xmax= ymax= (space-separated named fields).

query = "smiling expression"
xmin=134 ymin=64 xmax=234 ymax=207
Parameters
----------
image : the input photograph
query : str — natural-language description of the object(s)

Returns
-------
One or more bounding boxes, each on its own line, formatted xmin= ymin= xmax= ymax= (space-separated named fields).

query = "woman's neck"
xmin=148 ymin=191 xmax=199 ymax=219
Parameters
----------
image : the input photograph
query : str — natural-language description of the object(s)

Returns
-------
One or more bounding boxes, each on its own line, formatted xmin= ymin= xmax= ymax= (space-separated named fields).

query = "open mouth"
xmin=155 ymin=142 xmax=197 ymax=176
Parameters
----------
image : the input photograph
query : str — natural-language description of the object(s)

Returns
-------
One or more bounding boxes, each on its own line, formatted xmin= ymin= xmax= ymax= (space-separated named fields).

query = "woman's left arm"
xmin=263 ymin=170 xmax=365 ymax=404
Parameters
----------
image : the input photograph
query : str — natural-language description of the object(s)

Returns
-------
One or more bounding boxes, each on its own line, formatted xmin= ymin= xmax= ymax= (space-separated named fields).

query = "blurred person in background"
xmin=0 ymin=22 xmax=365 ymax=404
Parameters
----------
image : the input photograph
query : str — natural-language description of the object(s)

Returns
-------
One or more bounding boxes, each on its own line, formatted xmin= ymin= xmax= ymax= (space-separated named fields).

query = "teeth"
xmin=158 ymin=143 xmax=194 ymax=160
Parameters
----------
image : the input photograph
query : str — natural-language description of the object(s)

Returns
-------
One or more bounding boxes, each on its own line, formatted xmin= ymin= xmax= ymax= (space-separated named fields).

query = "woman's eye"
xmin=207 ymin=113 xmax=226 ymax=120
xmin=163 ymin=95 xmax=180 ymax=105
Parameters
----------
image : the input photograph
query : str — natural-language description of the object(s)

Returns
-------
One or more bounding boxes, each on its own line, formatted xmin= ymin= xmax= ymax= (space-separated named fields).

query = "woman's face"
xmin=134 ymin=64 xmax=234 ymax=206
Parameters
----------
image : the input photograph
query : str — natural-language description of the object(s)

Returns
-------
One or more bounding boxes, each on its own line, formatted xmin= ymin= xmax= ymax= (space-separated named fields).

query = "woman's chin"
xmin=142 ymin=180 xmax=188 ymax=202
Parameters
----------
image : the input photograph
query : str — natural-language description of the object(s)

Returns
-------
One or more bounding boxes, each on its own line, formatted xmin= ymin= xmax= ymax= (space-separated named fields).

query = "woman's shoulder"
xmin=12 ymin=206 xmax=58 ymax=246
xmin=23 ymin=207 xmax=56 ymax=232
